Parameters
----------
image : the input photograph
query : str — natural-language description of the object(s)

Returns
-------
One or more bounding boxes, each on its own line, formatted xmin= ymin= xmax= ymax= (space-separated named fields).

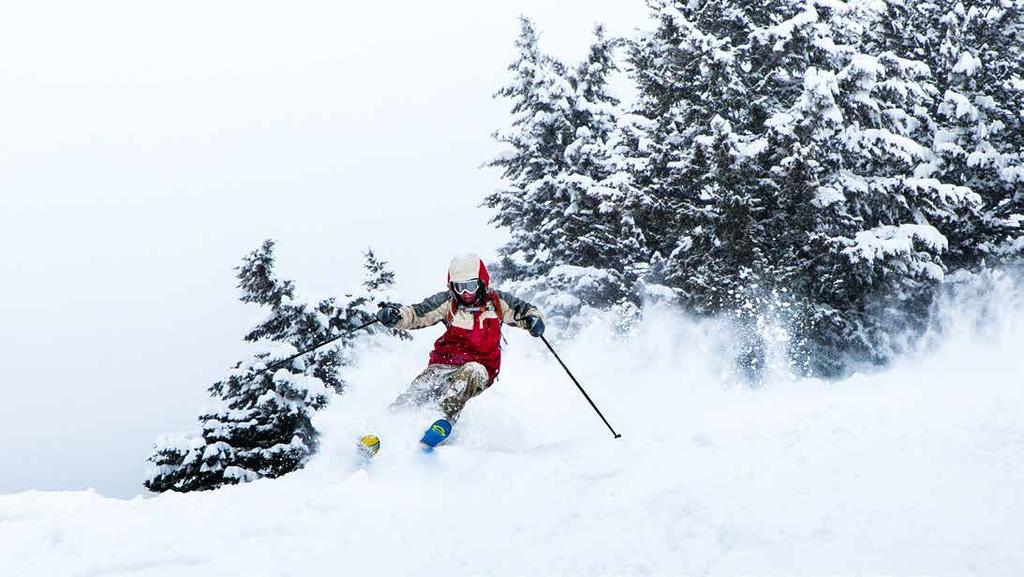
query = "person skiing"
xmin=375 ymin=252 xmax=545 ymax=447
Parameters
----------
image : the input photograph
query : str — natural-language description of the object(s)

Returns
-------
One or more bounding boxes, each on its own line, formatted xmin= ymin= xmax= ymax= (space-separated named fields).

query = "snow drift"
xmin=2 ymin=271 xmax=1022 ymax=576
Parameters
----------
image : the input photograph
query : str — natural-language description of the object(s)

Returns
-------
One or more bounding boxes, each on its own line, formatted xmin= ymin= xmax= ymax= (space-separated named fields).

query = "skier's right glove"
xmin=527 ymin=316 xmax=545 ymax=338
xmin=376 ymin=302 xmax=402 ymax=328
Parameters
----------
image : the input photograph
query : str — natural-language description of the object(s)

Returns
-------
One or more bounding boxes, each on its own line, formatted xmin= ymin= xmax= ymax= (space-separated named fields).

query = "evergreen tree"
xmin=544 ymin=26 xmax=651 ymax=319
xmin=626 ymin=0 xmax=982 ymax=375
xmin=486 ymin=3 xmax=1017 ymax=373
xmin=488 ymin=21 xmax=650 ymax=327
xmin=363 ymin=248 xmax=396 ymax=292
xmin=145 ymin=242 xmax=400 ymax=492
xmin=751 ymin=1 xmax=964 ymax=372
xmin=872 ymin=0 xmax=1024 ymax=262
xmin=486 ymin=17 xmax=575 ymax=282
xmin=625 ymin=0 xmax=782 ymax=375
xmin=554 ymin=26 xmax=638 ymax=278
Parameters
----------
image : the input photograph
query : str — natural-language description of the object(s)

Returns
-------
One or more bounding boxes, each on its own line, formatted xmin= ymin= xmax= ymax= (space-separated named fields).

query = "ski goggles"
xmin=450 ymin=279 xmax=481 ymax=294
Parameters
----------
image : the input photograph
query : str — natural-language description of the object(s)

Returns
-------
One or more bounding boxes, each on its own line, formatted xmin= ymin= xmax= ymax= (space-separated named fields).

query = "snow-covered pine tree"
xmin=934 ymin=0 xmax=1024 ymax=258
xmin=750 ymin=0 xmax=985 ymax=373
xmin=624 ymin=0 xmax=786 ymax=376
xmin=555 ymin=27 xmax=646 ymax=287
xmin=362 ymin=248 xmax=411 ymax=342
xmin=363 ymin=248 xmax=396 ymax=292
xmin=544 ymin=27 xmax=652 ymax=323
xmin=625 ymin=0 xmax=982 ymax=375
xmin=488 ymin=22 xmax=650 ymax=327
xmin=873 ymin=0 xmax=1024 ymax=262
xmin=627 ymin=1 xmax=764 ymax=309
xmin=145 ymin=242 xmax=400 ymax=492
xmin=486 ymin=17 xmax=575 ymax=284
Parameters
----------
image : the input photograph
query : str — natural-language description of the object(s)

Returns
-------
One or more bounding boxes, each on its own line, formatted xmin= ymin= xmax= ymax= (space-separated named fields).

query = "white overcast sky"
xmin=0 ymin=1 xmax=649 ymax=497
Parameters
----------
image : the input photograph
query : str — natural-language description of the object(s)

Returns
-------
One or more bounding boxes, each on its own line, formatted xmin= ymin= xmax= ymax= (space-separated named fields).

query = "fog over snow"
xmin=0 ymin=0 xmax=648 ymax=497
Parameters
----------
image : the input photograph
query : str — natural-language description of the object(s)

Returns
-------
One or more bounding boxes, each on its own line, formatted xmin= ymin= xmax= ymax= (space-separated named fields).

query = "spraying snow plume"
xmin=3 ymin=267 xmax=1022 ymax=576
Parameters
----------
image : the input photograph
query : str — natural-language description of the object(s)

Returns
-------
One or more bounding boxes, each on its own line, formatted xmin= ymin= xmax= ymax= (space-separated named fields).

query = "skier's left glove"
xmin=376 ymin=302 xmax=402 ymax=328
xmin=526 ymin=316 xmax=545 ymax=338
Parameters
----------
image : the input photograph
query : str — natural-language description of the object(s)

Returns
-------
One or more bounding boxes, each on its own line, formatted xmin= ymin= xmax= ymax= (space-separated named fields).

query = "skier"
xmin=375 ymin=253 xmax=545 ymax=447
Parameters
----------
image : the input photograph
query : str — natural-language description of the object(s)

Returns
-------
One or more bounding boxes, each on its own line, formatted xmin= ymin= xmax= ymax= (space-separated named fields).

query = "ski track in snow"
xmin=2 ymin=301 xmax=1023 ymax=577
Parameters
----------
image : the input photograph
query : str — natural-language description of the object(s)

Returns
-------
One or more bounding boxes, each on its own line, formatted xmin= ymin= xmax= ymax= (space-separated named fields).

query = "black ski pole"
xmin=539 ymin=334 xmax=621 ymax=439
xmin=252 ymin=318 xmax=379 ymax=378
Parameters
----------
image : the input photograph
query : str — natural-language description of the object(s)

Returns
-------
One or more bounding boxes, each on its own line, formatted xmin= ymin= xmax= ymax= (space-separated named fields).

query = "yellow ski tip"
xmin=358 ymin=434 xmax=381 ymax=458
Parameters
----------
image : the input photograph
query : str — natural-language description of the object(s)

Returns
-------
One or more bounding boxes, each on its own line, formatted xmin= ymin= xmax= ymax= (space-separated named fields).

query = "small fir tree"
xmin=145 ymin=242 xmax=400 ymax=492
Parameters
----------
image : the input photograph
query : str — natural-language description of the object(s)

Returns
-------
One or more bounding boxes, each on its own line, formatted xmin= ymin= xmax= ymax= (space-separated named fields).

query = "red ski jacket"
xmin=392 ymin=289 xmax=542 ymax=383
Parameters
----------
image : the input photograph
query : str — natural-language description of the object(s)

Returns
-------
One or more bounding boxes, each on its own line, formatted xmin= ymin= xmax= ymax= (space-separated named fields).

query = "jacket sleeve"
xmin=496 ymin=291 xmax=543 ymax=329
xmin=394 ymin=292 xmax=451 ymax=330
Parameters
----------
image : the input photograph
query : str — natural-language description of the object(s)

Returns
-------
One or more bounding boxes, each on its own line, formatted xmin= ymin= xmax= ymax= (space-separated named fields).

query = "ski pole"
xmin=252 ymin=317 xmax=379 ymax=378
xmin=539 ymin=334 xmax=621 ymax=439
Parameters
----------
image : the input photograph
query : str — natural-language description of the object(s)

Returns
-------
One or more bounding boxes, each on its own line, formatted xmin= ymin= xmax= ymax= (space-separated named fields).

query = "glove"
xmin=526 ymin=316 xmax=545 ymax=338
xmin=376 ymin=302 xmax=402 ymax=328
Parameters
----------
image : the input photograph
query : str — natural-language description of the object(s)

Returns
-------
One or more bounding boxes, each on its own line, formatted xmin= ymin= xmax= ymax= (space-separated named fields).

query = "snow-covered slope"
xmin=3 ymin=279 xmax=1023 ymax=576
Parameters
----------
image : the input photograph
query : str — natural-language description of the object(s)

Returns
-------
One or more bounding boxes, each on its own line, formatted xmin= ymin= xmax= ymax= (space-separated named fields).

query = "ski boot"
xmin=420 ymin=418 xmax=452 ymax=449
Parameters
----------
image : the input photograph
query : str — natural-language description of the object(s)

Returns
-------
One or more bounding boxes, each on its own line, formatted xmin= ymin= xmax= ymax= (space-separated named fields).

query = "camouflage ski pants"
xmin=390 ymin=362 xmax=491 ymax=422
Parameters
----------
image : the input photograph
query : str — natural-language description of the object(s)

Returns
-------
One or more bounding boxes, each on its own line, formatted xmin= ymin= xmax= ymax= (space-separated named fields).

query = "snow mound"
xmin=2 ymin=280 xmax=1023 ymax=576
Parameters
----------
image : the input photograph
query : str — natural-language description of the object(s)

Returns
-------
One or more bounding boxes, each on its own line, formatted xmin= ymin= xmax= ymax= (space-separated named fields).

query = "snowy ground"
xmin=2 ymin=280 xmax=1023 ymax=576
